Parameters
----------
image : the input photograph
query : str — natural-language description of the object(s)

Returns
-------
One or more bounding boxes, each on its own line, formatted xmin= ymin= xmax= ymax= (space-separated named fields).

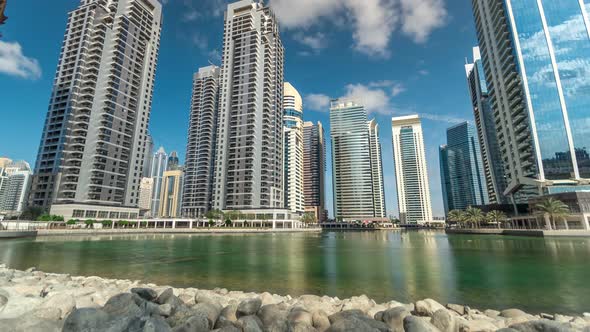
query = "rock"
xmin=510 ymin=319 xmax=572 ymax=332
xmin=214 ymin=325 xmax=241 ymax=332
xmin=62 ymin=308 xmax=110 ymax=332
xmin=30 ymin=307 xmax=62 ymax=321
xmin=326 ymin=316 xmax=379 ymax=332
xmin=236 ymin=315 xmax=264 ymax=332
xmin=159 ymin=303 xmax=173 ymax=317
xmin=312 ymin=310 xmax=331 ymax=332
xmin=131 ymin=287 xmax=158 ymax=302
xmin=501 ymin=309 xmax=528 ymax=319
xmin=484 ymin=309 xmax=500 ymax=318
xmin=540 ymin=313 xmax=554 ymax=320
xmin=219 ymin=303 xmax=238 ymax=322
xmin=257 ymin=304 xmax=287 ymax=327
xmin=0 ymin=295 xmax=43 ymax=319
xmin=554 ymin=314 xmax=573 ymax=323
xmin=404 ymin=315 xmax=441 ymax=332
xmin=0 ymin=294 xmax=7 ymax=312
xmin=381 ymin=307 xmax=410 ymax=332
xmin=193 ymin=302 xmax=222 ymax=328
xmin=25 ymin=267 xmax=38 ymax=273
xmin=0 ymin=317 xmax=62 ymax=332
xmin=375 ymin=311 xmax=385 ymax=322
xmin=431 ymin=309 xmax=456 ymax=332
xmin=289 ymin=308 xmax=314 ymax=326
xmin=415 ymin=299 xmax=445 ymax=317
xmin=496 ymin=329 xmax=519 ymax=332
xmin=464 ymin=319 xmax=498 ymax=332
xmin=341 ymin=295 xmax=375 ymax=313
xmin=167 ymin=306 xmax=202 ymax=328
xmin=102 ymin=293 xmax=143 ymax=318
xmin=39 ymin=293 xmax=76 ymax=319
xmin=237 ymin=298 xmax=262 ymax=318
xmin=260 ymin=292 xmax=275 ymax=305
xmin=264 ymin=319 xmax=292 ymax=332
xmin=368 ymin=305 xmax=388 ymax=320
xmin=143 ymin=316 xmax=173 ymax=332
xmin=329 ymin=309 xmax=367 ymax=323
xmin=173 ymin=314 xmax=210 ymax=332
xmin=292 ymin=322 xmax=318 ymax=332
xmin=157 ymin=288 xmax=175 ymax=304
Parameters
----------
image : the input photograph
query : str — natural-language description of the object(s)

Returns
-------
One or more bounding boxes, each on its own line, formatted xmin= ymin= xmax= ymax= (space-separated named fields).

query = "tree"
xmin=464 ymin=207 xmax=484 ymax=229
xmin=118 ymin=220 xmax=129 ymax=228
xmin=447 ymin=210 xmax=465 ymax=228
xmin=300 ymin=212 xmax=316 ymax=224
xmin=21 ymin=207 xmax=45 ymax=221
xmin=486 ymin=210 xmax=507 ymax=229
xmin=84 ymin=219 xmax=95 ymax=229
xmin=208 ymin=219 xmax=215 ymax=227
xmin=225 ymin=218 xmax=232 ymax=227
xmin=66 ymin=219 xmax=78 ymax=225
xmin=535 ymin=198 xmax=570 ymax=230
xmin=102 ymin=220 xmax=113 ymax=228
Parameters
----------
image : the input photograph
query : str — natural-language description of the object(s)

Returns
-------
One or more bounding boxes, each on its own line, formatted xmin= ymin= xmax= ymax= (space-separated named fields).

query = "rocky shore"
xmin=0 ymin=265 xmax=588 ymax=332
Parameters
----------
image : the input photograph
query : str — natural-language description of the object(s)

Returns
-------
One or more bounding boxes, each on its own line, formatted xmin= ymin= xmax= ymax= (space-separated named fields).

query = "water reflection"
xmin=0 ymin=231 xmax=589 ymax=314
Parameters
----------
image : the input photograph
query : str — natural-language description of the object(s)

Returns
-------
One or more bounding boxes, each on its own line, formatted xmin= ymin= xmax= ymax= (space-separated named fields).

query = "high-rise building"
xmin=465 ymin=46 xmax=508 ymax=204
xmin=368 ymin=119 xmax=386 ymax=218
xmin=213 ymin=0 xmax=285 ymax=211
xmin=392 ymin=115 xmax=433 ymax=224
xmin=331 ymin=99 xmax=386 ymax=221
xmin=143 ymin=134 xmax=155 ymax=178
xmin=150 ymin=147 xmax=168 ymax=217
xmin=167 ymin=151 xmax=180 ymax=171
xmin=303 ymin=121 xmax=326 ymax=222
xmin=472 ymin=0 xmax=590 ymax=200
xmin=439 ymin=122 xmax=489 ymax=213
xmin=138 ymin=177 xmax=154 ymax=212
xmin=0 ymin=160 xmax=33 ymax=214
xmin=283 ymin=82 xmax=304 ymax=214
xmin=29 ymin=0 xmax=162 ymax=218
xmin=182 ymin=65 xmax=220 ymax=218
xmin=159 ymin=169 xmax=184 ymax=218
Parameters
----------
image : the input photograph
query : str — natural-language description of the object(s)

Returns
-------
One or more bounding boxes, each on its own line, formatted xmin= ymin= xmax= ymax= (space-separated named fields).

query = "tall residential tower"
xmin=182 ymin=65 xmax=220 ymax=218
xmin=303 ymin=122 xmax=326 ymax=222
xmin=392 ymin=115 xmax=433 ymax=224
xmin=29 ymin=0 xmax=162 ymax=218
xmin=213 ymin=0 xmax=285 ymax=210
xmin=283 ymin=82 xmax=304 ymax=214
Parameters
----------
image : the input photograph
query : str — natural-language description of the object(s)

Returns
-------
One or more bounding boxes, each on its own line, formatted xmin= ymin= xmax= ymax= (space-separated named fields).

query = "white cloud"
xmin=305 ymin=93 xmax=332 ymax=111
xmin=294 ymin=32 xmax=328 ymax=52
xmin=399 ymin=0 xmax=447 ymax=43
xmin=343 ymin=83 xmax=392 ymax=114
xmin=270 ymin=0 xmax=447 ymax=57
xmin=0 ymin=41 xmax=42 ymax=80
xmin=391 ymin=82 xmax=406 ymax=96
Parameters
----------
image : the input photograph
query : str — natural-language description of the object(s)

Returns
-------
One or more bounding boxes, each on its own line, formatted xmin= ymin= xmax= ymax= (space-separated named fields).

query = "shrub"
xmin=84 ymin=219 xmax=96 ymax=228
xmin=102 ymin=220 xmax=113 ymax=227
xmin=225 ymin=218 xmax=232 ymax=226
xmin=208 ymin=219 xmax=215 ymax=227
xmin=66 ymin=219 xmax=78 ymax=225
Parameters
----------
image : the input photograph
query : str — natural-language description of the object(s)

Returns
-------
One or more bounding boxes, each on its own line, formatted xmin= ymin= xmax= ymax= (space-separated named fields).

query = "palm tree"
xmin=535 ymin=198 xmax=570 ymax=230
xmin=486 ymin=210 xmax=507 ymax=229
xmin=464 ymin=207 xmax=484 ymax=229
xmin=301 ymin=212 xmax=317 ymax=225
xmin=447 ymin=210 xmax=464 ymax=228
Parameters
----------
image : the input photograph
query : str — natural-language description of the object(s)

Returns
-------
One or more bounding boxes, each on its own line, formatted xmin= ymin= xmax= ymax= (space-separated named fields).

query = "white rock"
xmin=415 ymin=299 xmax=446 ymax=317
xmin=39 ymin=293 xmax=76 ymax=319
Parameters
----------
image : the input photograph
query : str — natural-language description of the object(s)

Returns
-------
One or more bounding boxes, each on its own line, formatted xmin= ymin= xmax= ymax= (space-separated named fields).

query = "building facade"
xmin=138 ymin=177 xmax=154 ymax=212
xmin=303 ymin=121 xmax=326 ymax=222
xmin=439 ymin=122 xmax=489 ymax=213
xmin=182 ymin=65 xmax=220 ymax=218
xmin=331 ymin=99 xmax=386 ymax=221
xmin=465 ymin=47 xmax=508 ymax=204
xmin=213 ymin=0 xmax=285 ymax=211
xmin=472 ymin=0 xmax=590 ymax=201
xmin=167 ymin=151 xmax=180 ymax=171
xmin=150 ymin=147 xmax=168 ymax=217
xmin=368 ymin=119 xmax=387 ymax=218
xmin=159 ymin=169 xmax=184 ymax=218
xmin=0 ymin=160 xmax=33 ymax=214
xmin=29 ymin=0 xmax=162 ymax=217
xmin=283 ymin=82 xmax=304 ymax=214
xmin=392 ymin=115 xmax=433 ymax=224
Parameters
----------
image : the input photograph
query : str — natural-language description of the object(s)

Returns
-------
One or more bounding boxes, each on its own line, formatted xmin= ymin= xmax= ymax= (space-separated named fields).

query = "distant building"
xmin=150 ymin=147 xmax=168 ymax=217
xmin=283 ymin=82 xmax=305 ymax=214
xmin=159 ymin=170 xmax=184 ymax=218
xmin=28 ymin=0 xmax=162 ymax=218
xmin=167 ymin=151 xmax=180 ymax=171
xmin=368 ymin=119 xmax=386 ymax=219
xmin=331 ymin=99 xmax=386 ymax=221
xmin=465 ymin=47 xmax=508 ymax=204
xmin=138 ymin=178 xmax=154 ymax=213
xmin=303 ymin=122 xmax=326 ymax=222
xmin=0 ymin=160 xmax=32 ymax=214
xmin=392 ymin=115 xmax=433 ymax=224
xmin=472 ymin=0 xmax=590 ymax=200
xmin=212 ymin=0 xmax=285 ymax=211
xmin=143 ymin=134 xmax=155 ymax=178
xmin=440 ymin=122 xmax=489 ymax=213
xmin=182 ymin=65 xmax=220 ymax=218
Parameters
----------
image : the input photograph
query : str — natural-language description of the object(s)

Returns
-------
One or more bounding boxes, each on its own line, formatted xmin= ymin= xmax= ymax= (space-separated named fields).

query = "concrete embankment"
xmin=446 ymin=228 xmax=590 ymax=237
xmin=1 ymin=266 xmax=589 ymax=331
xmin=30 ymin=228 xmax=322 ymax=237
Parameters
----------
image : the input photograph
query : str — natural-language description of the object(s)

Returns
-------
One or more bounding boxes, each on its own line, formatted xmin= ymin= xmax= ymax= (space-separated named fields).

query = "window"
xmin=85 ymin=210 xmax=97 ymax=218
xmin=73 ymin=210 xmax=84 ymax=218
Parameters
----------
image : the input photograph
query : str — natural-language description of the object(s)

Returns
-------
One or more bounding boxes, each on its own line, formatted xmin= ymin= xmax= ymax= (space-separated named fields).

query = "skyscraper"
xmin=303 ymin=121 xmax=326 ymax=222
xmin=0 ymin=160 xmax=32 ymax=214
xmin=150 ymin=147 xmax=168 ymax=217
xmin=182 ymin=65 xmax=220 ymax=218
xmin=331 ymin=99 xmax=386 ymax=221
xmin=143 ymin=134 xmax=155 ymax=178
xmin=213 ymin=0 xmax=285 ymax=211
xmin=29 ymin=0 xmax=162 ymax=218
xmin=472 ymin=0 xmax=590 ymax=200
xmin=159 ymin=169 xmax=184 ymax=218
xmin=439 ymin=122 xmax=489 ymax=213
xmin=283 ymin=82 xmax=304 ymax=214
xmin=465 ymin=47 xmax=508 ymax=204
xmin=167 ymin=151 xmax=180 ymax=171
xmin=138 ymin=177 xmax=154 ymax=212
xmin=368 ymin=119 xmax=386 ymax=218
xmin=392 ymin=115 xmax=433 ymax=224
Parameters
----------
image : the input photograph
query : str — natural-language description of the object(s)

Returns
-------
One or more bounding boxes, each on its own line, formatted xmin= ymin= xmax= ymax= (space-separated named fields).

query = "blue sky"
xmin=0 ymin=0 xmax=478 ymax=217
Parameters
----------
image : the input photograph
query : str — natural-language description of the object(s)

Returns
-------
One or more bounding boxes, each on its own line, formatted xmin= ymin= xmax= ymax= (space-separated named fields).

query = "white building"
xmin=29 ymin=0 xmax=162 ymax=218
xmin=392 ymin=115 xmax=433 ymax=224
xmin=368 ymin=119 xmax=386 ymax=218
xmin=150 ymin=147 xmax=168 ymax=217
xmin=138 ymin=177 xmax=154 ymax=212
xmin=0 ymin=160 xmax=32 ymax=214
xmin=213 ymin=0 xmax=285 ymax=210
xmin=284 ymin=82 xmax=305 ymax=214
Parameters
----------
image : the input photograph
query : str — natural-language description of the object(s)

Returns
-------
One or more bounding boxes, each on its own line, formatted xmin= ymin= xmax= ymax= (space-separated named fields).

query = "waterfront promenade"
xmin=446 ymin=228 xmax=590 ymax=237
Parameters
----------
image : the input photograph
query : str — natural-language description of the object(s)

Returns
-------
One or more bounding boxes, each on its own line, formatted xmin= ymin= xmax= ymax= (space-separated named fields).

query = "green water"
xmin=0 ymin=231 xmax=589 ymax=314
